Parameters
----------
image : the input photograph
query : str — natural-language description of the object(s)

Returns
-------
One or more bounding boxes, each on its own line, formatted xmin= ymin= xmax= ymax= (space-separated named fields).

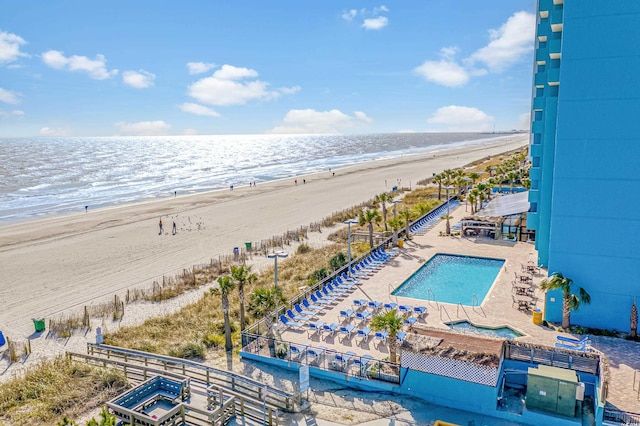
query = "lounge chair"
xmin=322 ymin=287 xmax=344 ymax=300
xmin=413 ymin=306 xmax=428 ymax=318
xmin=555 ymin=341 xmax=589 ymax=352
xmin=339 ymin=272 xmax=360 ymax=283
xmin=339 ymin=324 xmax=356 ymax=340
xmin=287 ymin=309 xmax=310 ymax=322
xmin=374 ymin=330 xmax=389 ymax=345
xmin=396 ymin=331 xmax=407 ymax=343
xmin=398 ymin=304 xmax=413 ymax=315
xmin=557 ymin=335 xmax=590 ymax=345
xmin=307 ymin=321 xmax=325 ymax=338
xmin=280 ymin=315 xmax=303 ymax=330
xmin=310 ymin=293 xmax=333 ymax=305
xmin=352 ymin=299 xmax=368 ymax=310
xmin=355 ymin=327 xmax=371 ymax=343
xmin=321 ymin=322 xmax=339 ymax=339
xmin=315 ymin=290 xmax=337 ymax=302
xmin=383 ymin=302 xmax=398 ymax=311
xmin=290 ymin=344 xmax=306 ymax=360
xmin=404 ymin=317 xmax=417 ymax=328
xmin=327 ymin=283 xmax=349 ymax=294
xmin=333 ymin=351 xmax=356 ymax=370
xmin=307 ymin=346 xmax=327 ymax=364
xmin=352 ymin=354 xmax=374 ymax=374
xmin=302 ymin=298 xmax=325 ymax=312
xmin=339 ymin=309 xmax=355 ymax=321
xmin=294 ymin=304 xmax=317 ymax=318
xmin=368 ymin=300 xmax=382 ymax=311
xmin=355 ymin=311 xmax=371 ymax=323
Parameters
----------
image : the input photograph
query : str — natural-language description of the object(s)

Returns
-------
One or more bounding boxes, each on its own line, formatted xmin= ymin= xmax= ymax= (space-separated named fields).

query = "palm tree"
xmin=370 ymin=309 xmax=405 ymax=363
xmin=433 ymin=173 xmax=444 ymax=200
xmin=507 ymin=171 xmax=519 ymax=193
xmin=375 ymin=192 xmax=391 ymax=232
xmin=468 ymin=172 xmax=481 ymax=186
xmin=248 ymin=286 xmax=285 ymax=339
xmin=359 ymin=208 xmax=382 ymax=249
xmin=468 ymin=189 xmax=478 ymax=215
xmin=540 ymin=272 xmax=591 ymax=329
xmin=387 ymin=217 xmax=403 ymax=246
xmin=399 ymin=209 xmax=413 ymax=241
xmin=210 ymin=275 xmax=236 ymax=351
xmin=442 ymin=214 xmax=453 ymax=235
xmin=231 ymin=264 xmax=257 ymax=331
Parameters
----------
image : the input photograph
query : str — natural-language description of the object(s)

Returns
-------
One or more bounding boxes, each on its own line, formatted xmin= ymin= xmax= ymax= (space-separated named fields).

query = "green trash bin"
xmin=32 ymin=318 xmax=45 ymax=332
xmin=245 ymin=242 xmax=252 ymax=251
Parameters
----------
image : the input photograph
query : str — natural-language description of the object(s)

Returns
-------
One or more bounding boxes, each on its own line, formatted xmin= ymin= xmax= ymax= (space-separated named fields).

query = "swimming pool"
xmin=391 ymin=253 xmax=504 ymax=305
xmin=446 ymin=321 xmax=523 ymax=339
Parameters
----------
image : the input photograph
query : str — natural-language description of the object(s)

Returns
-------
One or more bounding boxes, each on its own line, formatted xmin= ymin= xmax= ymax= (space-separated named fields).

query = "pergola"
xmin=461 ymin=191 xmax=530 ymax=239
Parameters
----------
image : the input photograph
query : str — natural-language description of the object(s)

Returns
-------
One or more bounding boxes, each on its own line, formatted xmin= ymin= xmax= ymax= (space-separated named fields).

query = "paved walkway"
xmin=273 ymin=200 xmax=640 ymax=417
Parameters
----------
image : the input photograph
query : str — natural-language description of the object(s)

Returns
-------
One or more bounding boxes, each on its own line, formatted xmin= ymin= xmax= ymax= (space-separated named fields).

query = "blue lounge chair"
xmin=311 ymin=293 xmax=333 ymax=305
xmin=295 ymin=304 xmax=317 ymax=318
xmin=384 ymin=302 xmax=398 ymax=311
xmin=339 ymin=324 xmax=355 ymax=340
xmin=353 ymin=299 xmax=368 ymax=310
xmin=327 ymin=283 xmax=349 ymax=294
xmin=557 ymin=335 xmax=590 ymax=345
xmin=374 ymin=330 xmax=389 ymax=345
xmin=355 ymin=311 xmax=371 ymax=323
xmin=396 ymin=331 xmax=407 ymax=343
xmin=333 ymin=351 xmax=356 ymax=370
xmin=315 ymin=290 xmax=337 ymax=302
xmin=336 ymin=275 xmax=358 ymax=287
xmin=339 ymin=309 xmax=355 ymax=321
xmin=287 ymin=309 xmax=310 ymax=322
xmin=355 ymin=327 xmax=371 ymax=343
xmin=321 ymin=322 xmax=339 ymax=338
xmin=555 ymin=341 xmax=589 ymax=352
xmin=413 ymin=306 xmax=428 ymax=318
xmin=302 ymin=298 xmax=325 ymax=312
xmin=322 ymin=287 xmax=343 ymax=300
xmin=398 ymin=304 xmax=413 ymax=315
xmin=352 ymin=354 xmax=374 ymax=374
xmin=307 ymin=346 xmax=327 ymax=364
xmin=404 ymin=317 xmax=417 ymax=327
xmin=280 ymin=315 xmax=303 ymax=330
xmin=290 ymin=344 xmax=306 ymax=359
xmin=368 ymin=300 xmax=382 ymax=311
xmin=307 ymin=321 xmax=325 ymax=337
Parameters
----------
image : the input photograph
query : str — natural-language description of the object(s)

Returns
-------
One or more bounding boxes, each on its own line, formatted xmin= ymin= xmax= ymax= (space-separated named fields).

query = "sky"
xmin=0 ymin=1 xmax=537 ymax=137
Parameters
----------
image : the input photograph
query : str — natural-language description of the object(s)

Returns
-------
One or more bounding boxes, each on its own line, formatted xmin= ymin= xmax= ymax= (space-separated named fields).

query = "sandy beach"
xmin=0 ymin=135 xmax=528 ymax=343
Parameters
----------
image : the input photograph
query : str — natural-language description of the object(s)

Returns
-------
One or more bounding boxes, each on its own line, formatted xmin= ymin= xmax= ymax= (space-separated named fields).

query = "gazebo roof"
xmin=477 ymin=191 xmax=530 ymax=218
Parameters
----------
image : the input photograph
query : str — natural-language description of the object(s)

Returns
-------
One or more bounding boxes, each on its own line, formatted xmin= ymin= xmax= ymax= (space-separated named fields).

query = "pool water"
xmin=447 ymin=321 xmax=523 ymax=339
xmin=392 ymin=253 xmax=504 ymax=305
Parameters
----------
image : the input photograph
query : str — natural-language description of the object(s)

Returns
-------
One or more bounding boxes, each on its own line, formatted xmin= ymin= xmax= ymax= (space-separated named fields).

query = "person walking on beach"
xmin=172 ymin=221 xmax=177 ymax=235
xmin=159 ymin=218 xmax=163 ymax=235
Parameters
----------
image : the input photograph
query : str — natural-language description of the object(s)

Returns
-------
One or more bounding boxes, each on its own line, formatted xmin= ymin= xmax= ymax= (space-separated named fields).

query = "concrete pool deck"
xmin=273 ymin=201 xmax=640 ymax=417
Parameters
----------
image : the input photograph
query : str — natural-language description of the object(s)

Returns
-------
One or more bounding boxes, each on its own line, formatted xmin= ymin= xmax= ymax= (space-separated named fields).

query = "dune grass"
xmin=0 ymin=357 xmax=127 ymax=426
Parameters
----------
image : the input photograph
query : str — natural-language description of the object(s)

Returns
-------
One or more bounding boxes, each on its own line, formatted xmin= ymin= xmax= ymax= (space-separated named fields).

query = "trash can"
xmin=233 ymin=247 xmax=239 ymax=256
xmin=0 ymin=331 xmax=5 ymax=346
xmin=532 ymin=308 xmax=543 ymax=325
xmin=32 ymin=318 xmax=46 ymax=332
xmin=398 ymin=239 xmax=404 ymax=248
xmin=245 ymin=242 xmax=252 ymax=251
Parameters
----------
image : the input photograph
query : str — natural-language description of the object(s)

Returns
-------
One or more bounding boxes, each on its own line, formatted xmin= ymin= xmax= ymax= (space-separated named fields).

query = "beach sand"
xmin=0 ymin=135 xmax=528 ymax=373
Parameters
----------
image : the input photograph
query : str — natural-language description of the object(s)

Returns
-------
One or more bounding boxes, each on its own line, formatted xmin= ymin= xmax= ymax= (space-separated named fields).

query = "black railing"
xmin=242 ymin=334 xmax=400 ymax=385
xmin=603 ymin=407 xmax=640 ymax=425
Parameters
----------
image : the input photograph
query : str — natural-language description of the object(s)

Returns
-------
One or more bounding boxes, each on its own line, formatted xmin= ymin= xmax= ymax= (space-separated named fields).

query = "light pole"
xmin=344 ymin=220 xmax=358 ymax=276
xmin=267 ymin=251 xmax=288 ymax=321
xmin=392 ymin=199 xmax=402 ymax=219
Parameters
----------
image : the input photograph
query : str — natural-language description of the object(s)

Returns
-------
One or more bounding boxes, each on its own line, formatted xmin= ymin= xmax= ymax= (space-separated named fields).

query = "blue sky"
xmin=0 ymin=1 xmax=536 ymax=137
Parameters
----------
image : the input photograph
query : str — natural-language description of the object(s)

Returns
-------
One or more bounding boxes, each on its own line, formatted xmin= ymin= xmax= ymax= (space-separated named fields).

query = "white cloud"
xmin=0 ymin=87 xmax=21 ymax=104
xmin=373 ymin=5 xmax=389 ymax=14
xmin=186 ymin=62 xmax=216 ymax=75
xmin=0 ymin=109 xmax=24 ymax=119
xmin=268 ymin=109 xmax=372 ymax=134
xmin=122 ymin=70 xmax=155 ymax=88
xmin=115 ymin=120 xmax=171 ymax=136
xmin=414 ymin=58 xmax=469 ymax=88
xmin=39 ymin=127 xmax=67 ymax=136
xmin=179 ymin=102 xmax=220 ymax=118
xmin=183 ymin=128 xmax=198 ymax=135
xmin=363 ymin=16 xmax=388 ymax=30
xmin=187 ymin=64 xmax=296 ymax=106
xmin=427 ymin=105 xmax=494 ymax=132
xmin=278 ymin=85 xmax=301 ymax=95
xmin=41 ymin=50 xmax=118 ymax=80
xmin=468 ymin=11 xmax=535 ymax=72
xmin=0 ymin=31 xmax=28 ymax=65
xmin=342 ymin=9 xmax=358 ymax=21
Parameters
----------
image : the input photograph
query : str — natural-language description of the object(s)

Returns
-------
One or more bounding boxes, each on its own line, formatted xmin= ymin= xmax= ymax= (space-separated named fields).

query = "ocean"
xmin=0 ymin=132 xmax=510 ymax=225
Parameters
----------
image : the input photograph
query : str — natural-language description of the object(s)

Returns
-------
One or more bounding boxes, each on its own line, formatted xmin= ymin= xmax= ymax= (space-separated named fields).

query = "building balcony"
xmin=549 ymin=38 xmax=561 ymax=59
xmin=551 ymin=8 xmax=563 ymax=25
xmin=532 ymin=120 xmax=544 ymax=134
xmin=532 ymin=97 xmax=545 ymax=111
xmin=530 ymin=143 xmax=542 ymax=158
xmin=527 ymin=211 xmax=539 ymax=230
xmin=534 ymin=72 xmax=546 ymax=88
xmin=529 ymin=167 xmax=541 ymax=182
xmin=536 ymin=49 xmax=548 ymax=65
xmin=548 ymin=67 xmax=560 ymax=84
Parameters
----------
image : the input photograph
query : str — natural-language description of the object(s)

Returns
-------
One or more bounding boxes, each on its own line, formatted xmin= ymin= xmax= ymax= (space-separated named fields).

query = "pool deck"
xmin=275 ymin=201 xmax=640 ymax=415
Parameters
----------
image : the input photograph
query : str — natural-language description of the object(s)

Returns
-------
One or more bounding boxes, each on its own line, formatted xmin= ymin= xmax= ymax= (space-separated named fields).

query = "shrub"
xmin=329 ymin=252 xmax=347 ymax=271
xmin=202 ymin=333 xmax=225 ymax=349
xmin=296 ymin=243 xmax=311 ymax=254
xmin=169 ymin=342 xmax=205 ymax=360
xmin=275 ymin=342 xmax=289 ymax=359
xmin=309 ymin=268 xmax=328 ymax=283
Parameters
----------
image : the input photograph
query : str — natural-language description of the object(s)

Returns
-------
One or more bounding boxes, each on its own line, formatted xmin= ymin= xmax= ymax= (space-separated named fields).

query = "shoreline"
xmin=0 ymin=135 xmax=528 ymax=341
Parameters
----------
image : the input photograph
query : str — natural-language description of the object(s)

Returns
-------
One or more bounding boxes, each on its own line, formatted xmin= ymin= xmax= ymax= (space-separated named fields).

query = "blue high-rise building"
xmin=528 ymin=0 xmax=640 ymax=331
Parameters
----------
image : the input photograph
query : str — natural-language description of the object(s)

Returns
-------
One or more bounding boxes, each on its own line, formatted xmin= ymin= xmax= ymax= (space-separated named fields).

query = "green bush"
xmin=169 ymin=342 xmax=205 ymax=359
xmin=297 ymin=243 xmax=311 ymax=254
xmin=211 ymin=320 xmax=237 ymax=334
xmin=202 ymin=333 xmax=225 ymax=348
xmin=329 ymin=252 xmax=347 ymax=270
xmin=309 ymin=268 xmax=328 ymax=284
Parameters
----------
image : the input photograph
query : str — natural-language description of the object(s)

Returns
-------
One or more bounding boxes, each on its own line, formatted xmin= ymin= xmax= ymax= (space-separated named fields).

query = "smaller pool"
xmin=446 ymin=321 xmax=523 ymax=339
